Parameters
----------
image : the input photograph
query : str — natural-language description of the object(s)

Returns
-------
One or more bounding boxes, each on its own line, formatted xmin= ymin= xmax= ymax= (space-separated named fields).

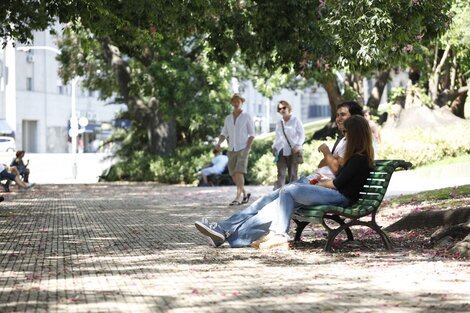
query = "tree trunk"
xmin=101 ymin=38 xmax=177 ymax=155
xmin=322 ymin=76 xmax=343 ymax=122
xmin=310 ymin=76 xmax=342 ymax=141
xmin=429 ymin=43 xmax=451 ymax=106
xmin=384 ymin=207 xmax=470 ymax=232
xmin=450 ymin=76 xmax=467 ymax=118
xmin=144 ymin=99 xmax=177 ymax=155
xmin=366 ymin=69 xmax=391 ymax=112
xmin=345 ymin=73 xmax=365 ymax=105
xmin=385 ymin=207 xmax=470 ymax=257
xmin=352 ymin=73 xmax=365 ymax=106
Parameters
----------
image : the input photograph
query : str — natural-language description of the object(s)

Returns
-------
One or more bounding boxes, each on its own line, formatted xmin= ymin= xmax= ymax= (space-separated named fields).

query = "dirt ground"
xmin=0 ymin=183 xmax=468 ymax=313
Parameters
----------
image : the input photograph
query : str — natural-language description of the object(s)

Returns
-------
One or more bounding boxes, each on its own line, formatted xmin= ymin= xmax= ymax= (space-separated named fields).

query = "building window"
xmin=58 ymin=85 xmax=64 ymax=94
xmin=88 ymin=90 xmax=94 ymax=97
xmin=26 ymin=77 xmax=33 ymax=91
xmin=308 ymin=105 xmax=330 ymax=118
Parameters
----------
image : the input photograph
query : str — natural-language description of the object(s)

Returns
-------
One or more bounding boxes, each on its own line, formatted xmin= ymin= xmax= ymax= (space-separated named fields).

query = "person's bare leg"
xmin=202 ymin=175 xmax=208 ymax=185
xmin=15 ymin=176 xmax=28 ymax=188
xmin=232 ymin=172 xmax=245 ymax=202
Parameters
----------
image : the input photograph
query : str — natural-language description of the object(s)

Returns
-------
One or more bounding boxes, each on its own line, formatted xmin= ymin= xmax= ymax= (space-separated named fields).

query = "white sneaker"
xmin=251 ymin=231 xmax=274 ymax=249
xmin=258 ymin=234 xmax=289 ymax=250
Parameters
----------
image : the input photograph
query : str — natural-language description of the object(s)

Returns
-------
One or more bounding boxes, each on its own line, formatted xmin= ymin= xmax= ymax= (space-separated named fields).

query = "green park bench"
xmin=292 ymin=159 xmax=413 ymax=252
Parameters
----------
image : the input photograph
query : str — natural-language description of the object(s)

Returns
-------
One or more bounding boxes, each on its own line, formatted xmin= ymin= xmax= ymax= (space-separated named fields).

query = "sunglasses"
xmin=277 ymin=106 xmax=287 ymax=112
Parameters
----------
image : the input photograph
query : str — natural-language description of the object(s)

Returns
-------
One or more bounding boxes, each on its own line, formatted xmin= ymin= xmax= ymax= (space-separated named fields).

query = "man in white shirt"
xmin=215 ymin=93 xmax=255 ymax=206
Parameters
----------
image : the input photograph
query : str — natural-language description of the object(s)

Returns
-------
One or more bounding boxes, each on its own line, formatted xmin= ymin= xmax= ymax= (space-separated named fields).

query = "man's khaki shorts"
xmin=227 ymin=149 xmax=249 ymax=175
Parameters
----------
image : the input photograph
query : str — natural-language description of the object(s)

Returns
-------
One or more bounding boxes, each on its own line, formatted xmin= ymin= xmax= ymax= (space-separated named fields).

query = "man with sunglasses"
xmin=195 ymin=100 xmax=363 ymax=248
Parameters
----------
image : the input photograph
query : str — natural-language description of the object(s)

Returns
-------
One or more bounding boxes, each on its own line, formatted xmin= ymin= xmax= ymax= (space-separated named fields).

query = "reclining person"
xmin=0 ymin=163 xmax=35 ymax=190
xmin=198 ymin=149 xmax=229 ymax=186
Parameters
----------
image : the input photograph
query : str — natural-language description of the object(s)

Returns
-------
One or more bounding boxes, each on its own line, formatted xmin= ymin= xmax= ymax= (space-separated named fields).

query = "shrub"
xmin=247 ymin=138 xmax=333 ymax=185
xmin=380 ymin=125 xmax=470 ymax=167
xmin=103 ymin=121 xmax=470 ymax=185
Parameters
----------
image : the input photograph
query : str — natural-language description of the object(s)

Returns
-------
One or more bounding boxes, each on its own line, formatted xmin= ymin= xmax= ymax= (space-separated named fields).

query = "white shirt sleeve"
xmin=221 ymin=116 xmax=229 ymax=138
xmin=246 ymin=113 xmax=256 ymax=138
xmin=272 ymin=120 xmax=282 ymax=151
xmin=294 ymin=117 xmax=305 ymax=147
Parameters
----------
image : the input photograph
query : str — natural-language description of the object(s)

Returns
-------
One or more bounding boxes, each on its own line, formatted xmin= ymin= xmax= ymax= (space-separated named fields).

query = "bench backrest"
xmin=347 ymin=160 xmax=412 ymax=216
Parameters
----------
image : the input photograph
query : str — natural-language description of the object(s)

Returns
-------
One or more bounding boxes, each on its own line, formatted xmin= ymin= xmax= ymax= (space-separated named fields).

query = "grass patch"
xmin=387 ymin=184 xmax=470 ymax=206
xmin=419 ymin=153 xmax=470 ymax=169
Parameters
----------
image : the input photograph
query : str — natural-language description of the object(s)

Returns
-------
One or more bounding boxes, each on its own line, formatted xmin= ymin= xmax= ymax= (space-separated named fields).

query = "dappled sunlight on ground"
xmin=0 ymin=184 xmax=468 ymax=312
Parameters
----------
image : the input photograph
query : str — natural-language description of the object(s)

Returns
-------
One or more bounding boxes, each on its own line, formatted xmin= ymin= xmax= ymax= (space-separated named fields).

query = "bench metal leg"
xmin=324 ymin=219 xmax=393 ymax=252
xmin=327 ymin=215 xmax=354 ymax=241
xmin=293 ymin=219 xmax=309 ymax=242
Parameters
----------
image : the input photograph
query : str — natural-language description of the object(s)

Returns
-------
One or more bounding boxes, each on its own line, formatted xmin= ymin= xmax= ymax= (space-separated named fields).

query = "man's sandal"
xmin=242 ymin=193 xmax=251 ymax=204
xmin=229 ymin=200 xmax=242 ymax=206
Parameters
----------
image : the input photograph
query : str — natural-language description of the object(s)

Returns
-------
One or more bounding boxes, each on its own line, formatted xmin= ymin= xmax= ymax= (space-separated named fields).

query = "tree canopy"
xmin=2 ymin=0 xmax=458 ymax=153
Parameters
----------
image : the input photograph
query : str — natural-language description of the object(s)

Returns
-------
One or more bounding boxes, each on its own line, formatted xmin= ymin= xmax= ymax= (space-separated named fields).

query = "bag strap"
xmin=280 ymin=120 xmax=293 ymax=149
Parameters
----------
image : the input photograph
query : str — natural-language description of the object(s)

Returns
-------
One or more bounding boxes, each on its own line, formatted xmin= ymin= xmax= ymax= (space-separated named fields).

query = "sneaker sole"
xmin=259 ymin=242 xmax=289 ymax=250
xmin=195 ymin=222 xmax=225 ymax=247
xmin=250 ymin=233 xmax=273 ymax=249
xmin=259 ymin=239 xmax=289 ymax=250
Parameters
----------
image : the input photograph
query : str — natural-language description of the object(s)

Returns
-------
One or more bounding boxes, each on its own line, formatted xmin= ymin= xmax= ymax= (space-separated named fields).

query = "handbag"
xmin=280 ymin=120 xmax=304 ymax=164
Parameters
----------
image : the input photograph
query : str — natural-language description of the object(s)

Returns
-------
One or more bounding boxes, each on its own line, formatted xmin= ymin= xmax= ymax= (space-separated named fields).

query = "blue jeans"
xmin=220 ymin=187 xmax=282 ymax=247
xmin=220 ymin=177 xmax=349 ymax=247
xmin=270 ymin=183 xmax=350 ymax=235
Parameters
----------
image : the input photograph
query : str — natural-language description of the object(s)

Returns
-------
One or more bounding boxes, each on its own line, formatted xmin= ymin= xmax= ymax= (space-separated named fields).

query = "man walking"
xmin=215 ymin=93 xmax=255 ymax=206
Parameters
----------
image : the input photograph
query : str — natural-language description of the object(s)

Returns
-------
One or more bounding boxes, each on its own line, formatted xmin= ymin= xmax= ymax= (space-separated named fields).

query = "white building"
xmin=0 ymin=26 xmax=125 ymax=153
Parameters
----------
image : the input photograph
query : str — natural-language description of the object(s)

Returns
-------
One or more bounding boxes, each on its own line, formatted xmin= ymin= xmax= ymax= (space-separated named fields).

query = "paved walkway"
xmin=0 ymin=183 xmax=469 ymax=312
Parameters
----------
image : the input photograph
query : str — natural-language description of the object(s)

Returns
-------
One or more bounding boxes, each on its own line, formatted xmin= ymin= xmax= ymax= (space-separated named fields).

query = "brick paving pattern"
xmin=0 ymin=183 xmax=469 ymax=312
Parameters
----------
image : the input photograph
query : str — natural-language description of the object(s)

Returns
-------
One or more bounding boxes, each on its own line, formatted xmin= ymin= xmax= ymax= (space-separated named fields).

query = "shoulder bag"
xmin=281 ymin=120 xmax=304 ymax=164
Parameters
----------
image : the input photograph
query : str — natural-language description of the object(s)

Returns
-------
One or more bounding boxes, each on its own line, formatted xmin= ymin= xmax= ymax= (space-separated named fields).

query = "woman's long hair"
xmin=342 ymin=115 xmax=374 ymax=168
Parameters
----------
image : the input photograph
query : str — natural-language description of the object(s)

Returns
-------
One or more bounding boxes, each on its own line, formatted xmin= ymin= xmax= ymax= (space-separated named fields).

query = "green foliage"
xmin=342 ymin=84 xmax=360 ymax=102
xmin=380 ymin=124 xmax=470 ymax=167
xmin=387 ymin=185 xmax=470 ymax=206
xmin=389 ymin=87 xmax=406 ymax=105
xmin=150 ymin=145 xmax=212 ymax=184
xmin=104 ymin=119 xmax=470 ymax=185
xmin=104 ymin=143 xmax=213 ymax=184
xmin=58 ymin=26 xmax=233 ymax=155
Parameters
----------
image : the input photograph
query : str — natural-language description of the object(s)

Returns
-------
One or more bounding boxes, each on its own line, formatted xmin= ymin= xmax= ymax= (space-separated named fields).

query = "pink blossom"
xmin=402 ymin=44 xmax=413 ymax=53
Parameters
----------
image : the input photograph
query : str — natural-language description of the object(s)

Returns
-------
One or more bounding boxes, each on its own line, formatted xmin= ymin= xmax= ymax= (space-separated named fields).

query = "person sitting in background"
xmin=0 ymin=163 xmax=35 ymax=190
xmin=11 ymin=150 xmax=30 ymax=182
xmin=198 ymin=150 xmax=229 ymax=186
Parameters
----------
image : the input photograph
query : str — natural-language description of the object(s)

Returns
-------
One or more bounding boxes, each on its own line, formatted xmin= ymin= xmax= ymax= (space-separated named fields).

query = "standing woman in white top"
xmin=272 ymin=100 xmax=305 ymax=189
